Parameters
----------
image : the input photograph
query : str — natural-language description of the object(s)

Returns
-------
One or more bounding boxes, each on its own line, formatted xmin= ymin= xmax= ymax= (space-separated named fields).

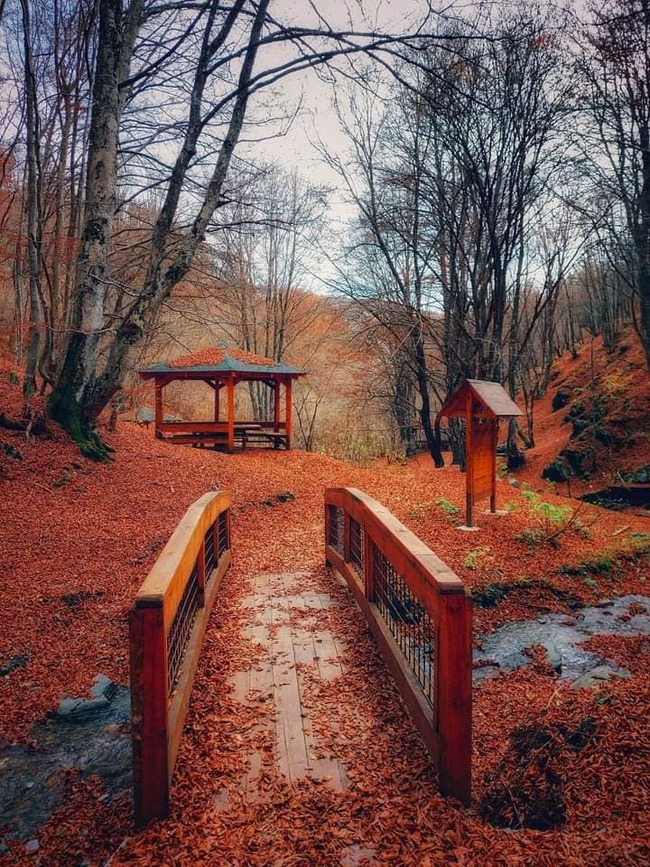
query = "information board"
xmin=471 ymin=418 xmax=495 ymax=504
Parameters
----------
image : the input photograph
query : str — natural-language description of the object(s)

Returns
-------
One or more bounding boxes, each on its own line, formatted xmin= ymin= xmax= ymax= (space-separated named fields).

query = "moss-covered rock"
xmin=552 ymin=390 xmax=571 ymax=412
xmin=542 ymin=458 xmax=569 ymax=482
xmin=564 ymin=446 xmax=596 ymax=480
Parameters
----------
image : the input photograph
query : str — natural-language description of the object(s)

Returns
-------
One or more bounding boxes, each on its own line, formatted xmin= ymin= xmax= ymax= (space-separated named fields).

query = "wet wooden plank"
xmin=227 ymin=573 xmax=350 ymax=798
xmin=270 ymin=594 xmax=310 ymax=781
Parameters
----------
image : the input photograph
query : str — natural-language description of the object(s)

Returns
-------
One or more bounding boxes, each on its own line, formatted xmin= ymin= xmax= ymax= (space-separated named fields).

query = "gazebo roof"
xmin=438 ymin=379 xmax=523 ymax=418
xmin=139 ymin=346 xmax=306 ymax=379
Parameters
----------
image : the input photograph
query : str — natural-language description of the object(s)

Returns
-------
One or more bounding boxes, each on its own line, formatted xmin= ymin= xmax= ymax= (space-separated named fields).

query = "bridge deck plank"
xmin=230 ymin=572 xmax=348 ymax=797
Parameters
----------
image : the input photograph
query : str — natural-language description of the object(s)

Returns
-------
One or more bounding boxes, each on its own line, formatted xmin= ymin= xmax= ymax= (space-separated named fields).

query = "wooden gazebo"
xmin=438 ymin=380 xmax=522 ymax=527
xmin=138 ymin=347 xmax=306 ymax=451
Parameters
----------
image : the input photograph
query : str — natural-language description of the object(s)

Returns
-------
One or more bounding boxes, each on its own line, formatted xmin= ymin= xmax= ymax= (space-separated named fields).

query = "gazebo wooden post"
xmin=285 ymin=378 xmax=292 ymax=449
xmin=214 ymin=381 xmax=221 ymax=422
xmin=465 ymin=394 xmax=474 ymax=528
xmin=227 ymin=376 xmax=235 ymax=451
xmin=273 ymin=380 xmax=281 ymax=433
xmin=154 ymin=381 xmax=164 ymax=440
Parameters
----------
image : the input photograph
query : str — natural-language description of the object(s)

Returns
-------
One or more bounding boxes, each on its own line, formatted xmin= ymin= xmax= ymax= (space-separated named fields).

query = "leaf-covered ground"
xmin=1 ymin=359 xmax=649 ymax=865
xmin=516 ymin=329 xmax=650 ymax=497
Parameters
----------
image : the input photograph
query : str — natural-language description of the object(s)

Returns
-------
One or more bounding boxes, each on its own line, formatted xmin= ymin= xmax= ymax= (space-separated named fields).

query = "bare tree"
xmin=579 ymin=0 xmax=650 ymax=369
xmin=1 ymin=0 xmax=96 ymax=389
xmin=18 ymin=0 xmax=43 ymax=396
xmin=324 ymin=86 xmax=446 ymax=465
xmin=213 ymin=164 xmax=328 ymax=417
xmin=328 ymin=4 xmax=573 ymax=467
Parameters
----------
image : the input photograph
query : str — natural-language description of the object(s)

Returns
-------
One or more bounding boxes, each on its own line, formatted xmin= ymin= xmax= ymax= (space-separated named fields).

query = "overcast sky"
xmin=249 ymin=9 xmax=426 ymax=169
xmin=233 ymin=0 xmax=433 ymax=285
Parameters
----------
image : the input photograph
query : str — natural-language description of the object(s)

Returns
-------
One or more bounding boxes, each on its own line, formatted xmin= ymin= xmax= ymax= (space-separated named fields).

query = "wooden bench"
xmin=161 ymin=424 xmax=288 ymax=450
xmin=241 ymin=430 xmax=288 ymax=449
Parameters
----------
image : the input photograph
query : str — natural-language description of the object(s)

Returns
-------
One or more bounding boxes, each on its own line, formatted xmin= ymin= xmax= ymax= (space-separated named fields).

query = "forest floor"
xmin=1 ymin=351 xmax=649 ymax=866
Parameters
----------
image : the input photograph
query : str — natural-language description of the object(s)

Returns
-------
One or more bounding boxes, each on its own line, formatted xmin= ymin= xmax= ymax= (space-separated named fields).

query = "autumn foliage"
xmin=0 ymin=351 xmax=649 ymax=865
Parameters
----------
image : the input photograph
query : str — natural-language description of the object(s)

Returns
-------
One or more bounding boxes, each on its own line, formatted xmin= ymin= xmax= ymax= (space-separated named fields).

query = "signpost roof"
xmin=438 ymin=379 xmax=523 ymax=419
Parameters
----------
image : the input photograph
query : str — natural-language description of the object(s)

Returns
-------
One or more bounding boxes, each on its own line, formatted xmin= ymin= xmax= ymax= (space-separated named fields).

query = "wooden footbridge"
xmin=129 ymin=489 xmax=472 ymax=828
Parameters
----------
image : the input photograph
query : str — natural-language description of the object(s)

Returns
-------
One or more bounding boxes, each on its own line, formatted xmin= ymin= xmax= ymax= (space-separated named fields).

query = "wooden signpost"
xmin=438 ymin=380 xmax=523 ymax=528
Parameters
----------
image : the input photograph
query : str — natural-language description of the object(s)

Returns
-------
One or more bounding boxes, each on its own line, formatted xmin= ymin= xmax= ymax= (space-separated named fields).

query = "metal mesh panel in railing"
xmin=370 ymin=539 xmax=435 ymax=708
xmin=217 ymin=511 xmax=229 ymax=559
xmin=167 ymin=564 xmax=200 ymax=694
xmin=327 ymin=504 xmax=344 ymax=555
xmin=204 ymin=523 xmax=216 ymax=581
xmin=349 ymin=517 xmax=364 ymax=576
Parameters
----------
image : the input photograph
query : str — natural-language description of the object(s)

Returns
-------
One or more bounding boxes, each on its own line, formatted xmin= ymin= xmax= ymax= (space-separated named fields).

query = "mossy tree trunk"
xmin=48 ymin=0 xmax=267 ymax=457
xmin=47 ymin=0 xmax=134 ymax=458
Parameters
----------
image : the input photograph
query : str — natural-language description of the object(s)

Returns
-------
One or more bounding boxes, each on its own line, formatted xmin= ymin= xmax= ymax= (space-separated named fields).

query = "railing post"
xmin=363 ymin=527 xmax=374 ymax=602
xmin=197 ymin=540 xmax=206 ymax=607
xmin=324 ymin=502 xmax=332 ymax=566
xmin=343 ymin=510 xmax=351 ymax=563
xmin=130 ymin=603 xmax=170 ymax=828
xmin=224 ymin=508 xmax=231 ymax=558
xmin=215 ymin=509 xmax=230 ymax=562
xmin=211 ymin=519 xmax=220 ymax=571
xmin=436 ymin=591 xmax=472 ymax=805
xmin=285 ymin=378 xmax=293 ymax=449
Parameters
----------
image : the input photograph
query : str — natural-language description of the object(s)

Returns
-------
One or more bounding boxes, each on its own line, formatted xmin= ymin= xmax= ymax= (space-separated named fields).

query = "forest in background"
xmin=0 ymin=0 xmax=649 ymax=466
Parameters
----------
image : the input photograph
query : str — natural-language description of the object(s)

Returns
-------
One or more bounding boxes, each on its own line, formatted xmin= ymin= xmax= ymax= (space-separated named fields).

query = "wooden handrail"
xmin=129 ymin=490 xmax=232 ymax=828
xmin=324 ymin=487 xmax=472 ymax=805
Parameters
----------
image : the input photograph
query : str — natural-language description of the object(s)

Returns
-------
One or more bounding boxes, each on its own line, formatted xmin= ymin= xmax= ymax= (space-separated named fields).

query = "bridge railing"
xmin=325 ymin=487 xmax=472 ymax=804
xmin=129 ymin=490 xmax=232 ymax=827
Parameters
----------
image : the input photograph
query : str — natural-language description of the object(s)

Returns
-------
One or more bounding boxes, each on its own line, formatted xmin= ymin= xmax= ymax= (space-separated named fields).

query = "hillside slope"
xmin=516 ymin=329 xmax=650 ymax=500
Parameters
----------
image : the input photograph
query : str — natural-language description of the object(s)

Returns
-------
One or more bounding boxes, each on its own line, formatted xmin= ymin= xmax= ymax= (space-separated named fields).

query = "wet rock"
xmin=543 ymin=640 xmax=562 ymax=673
xmin=474 ymin=595 xmax=650 ymax=686
xmin=0 ymin=678 xmax=131 ymax=841
xmin=57 ymin=675 xmax=118 ymax=720
xmin=572 ymin=665 xmax=632 ymax=690
xmin=578 ymin=596 xmax=650 ymax=635
xmin=89 ymin=674 xmax=117 ymax=702
xmin=57 ymin=695 xmax=110 ymax=720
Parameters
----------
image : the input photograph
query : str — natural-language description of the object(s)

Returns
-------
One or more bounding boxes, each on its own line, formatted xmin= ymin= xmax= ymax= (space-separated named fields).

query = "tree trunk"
xmin=393 ymin=351 xmax=416 ymax=457
xmin=412 ymin=324 xmax=443 ymax=467
xmin=20 ymin=0 xmax=43 ymax=398
xmin=637 ymin=126 xmax=650 ymax=371
xmin=47 ymin=0 xmax=125 ymax=458
xmin=448 ymin=417 xmax=465 ymax=470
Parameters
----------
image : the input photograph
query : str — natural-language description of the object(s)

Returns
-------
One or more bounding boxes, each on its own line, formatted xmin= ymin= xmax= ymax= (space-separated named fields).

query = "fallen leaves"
xmin=0 ymin=352 xmax=649 ymax=865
